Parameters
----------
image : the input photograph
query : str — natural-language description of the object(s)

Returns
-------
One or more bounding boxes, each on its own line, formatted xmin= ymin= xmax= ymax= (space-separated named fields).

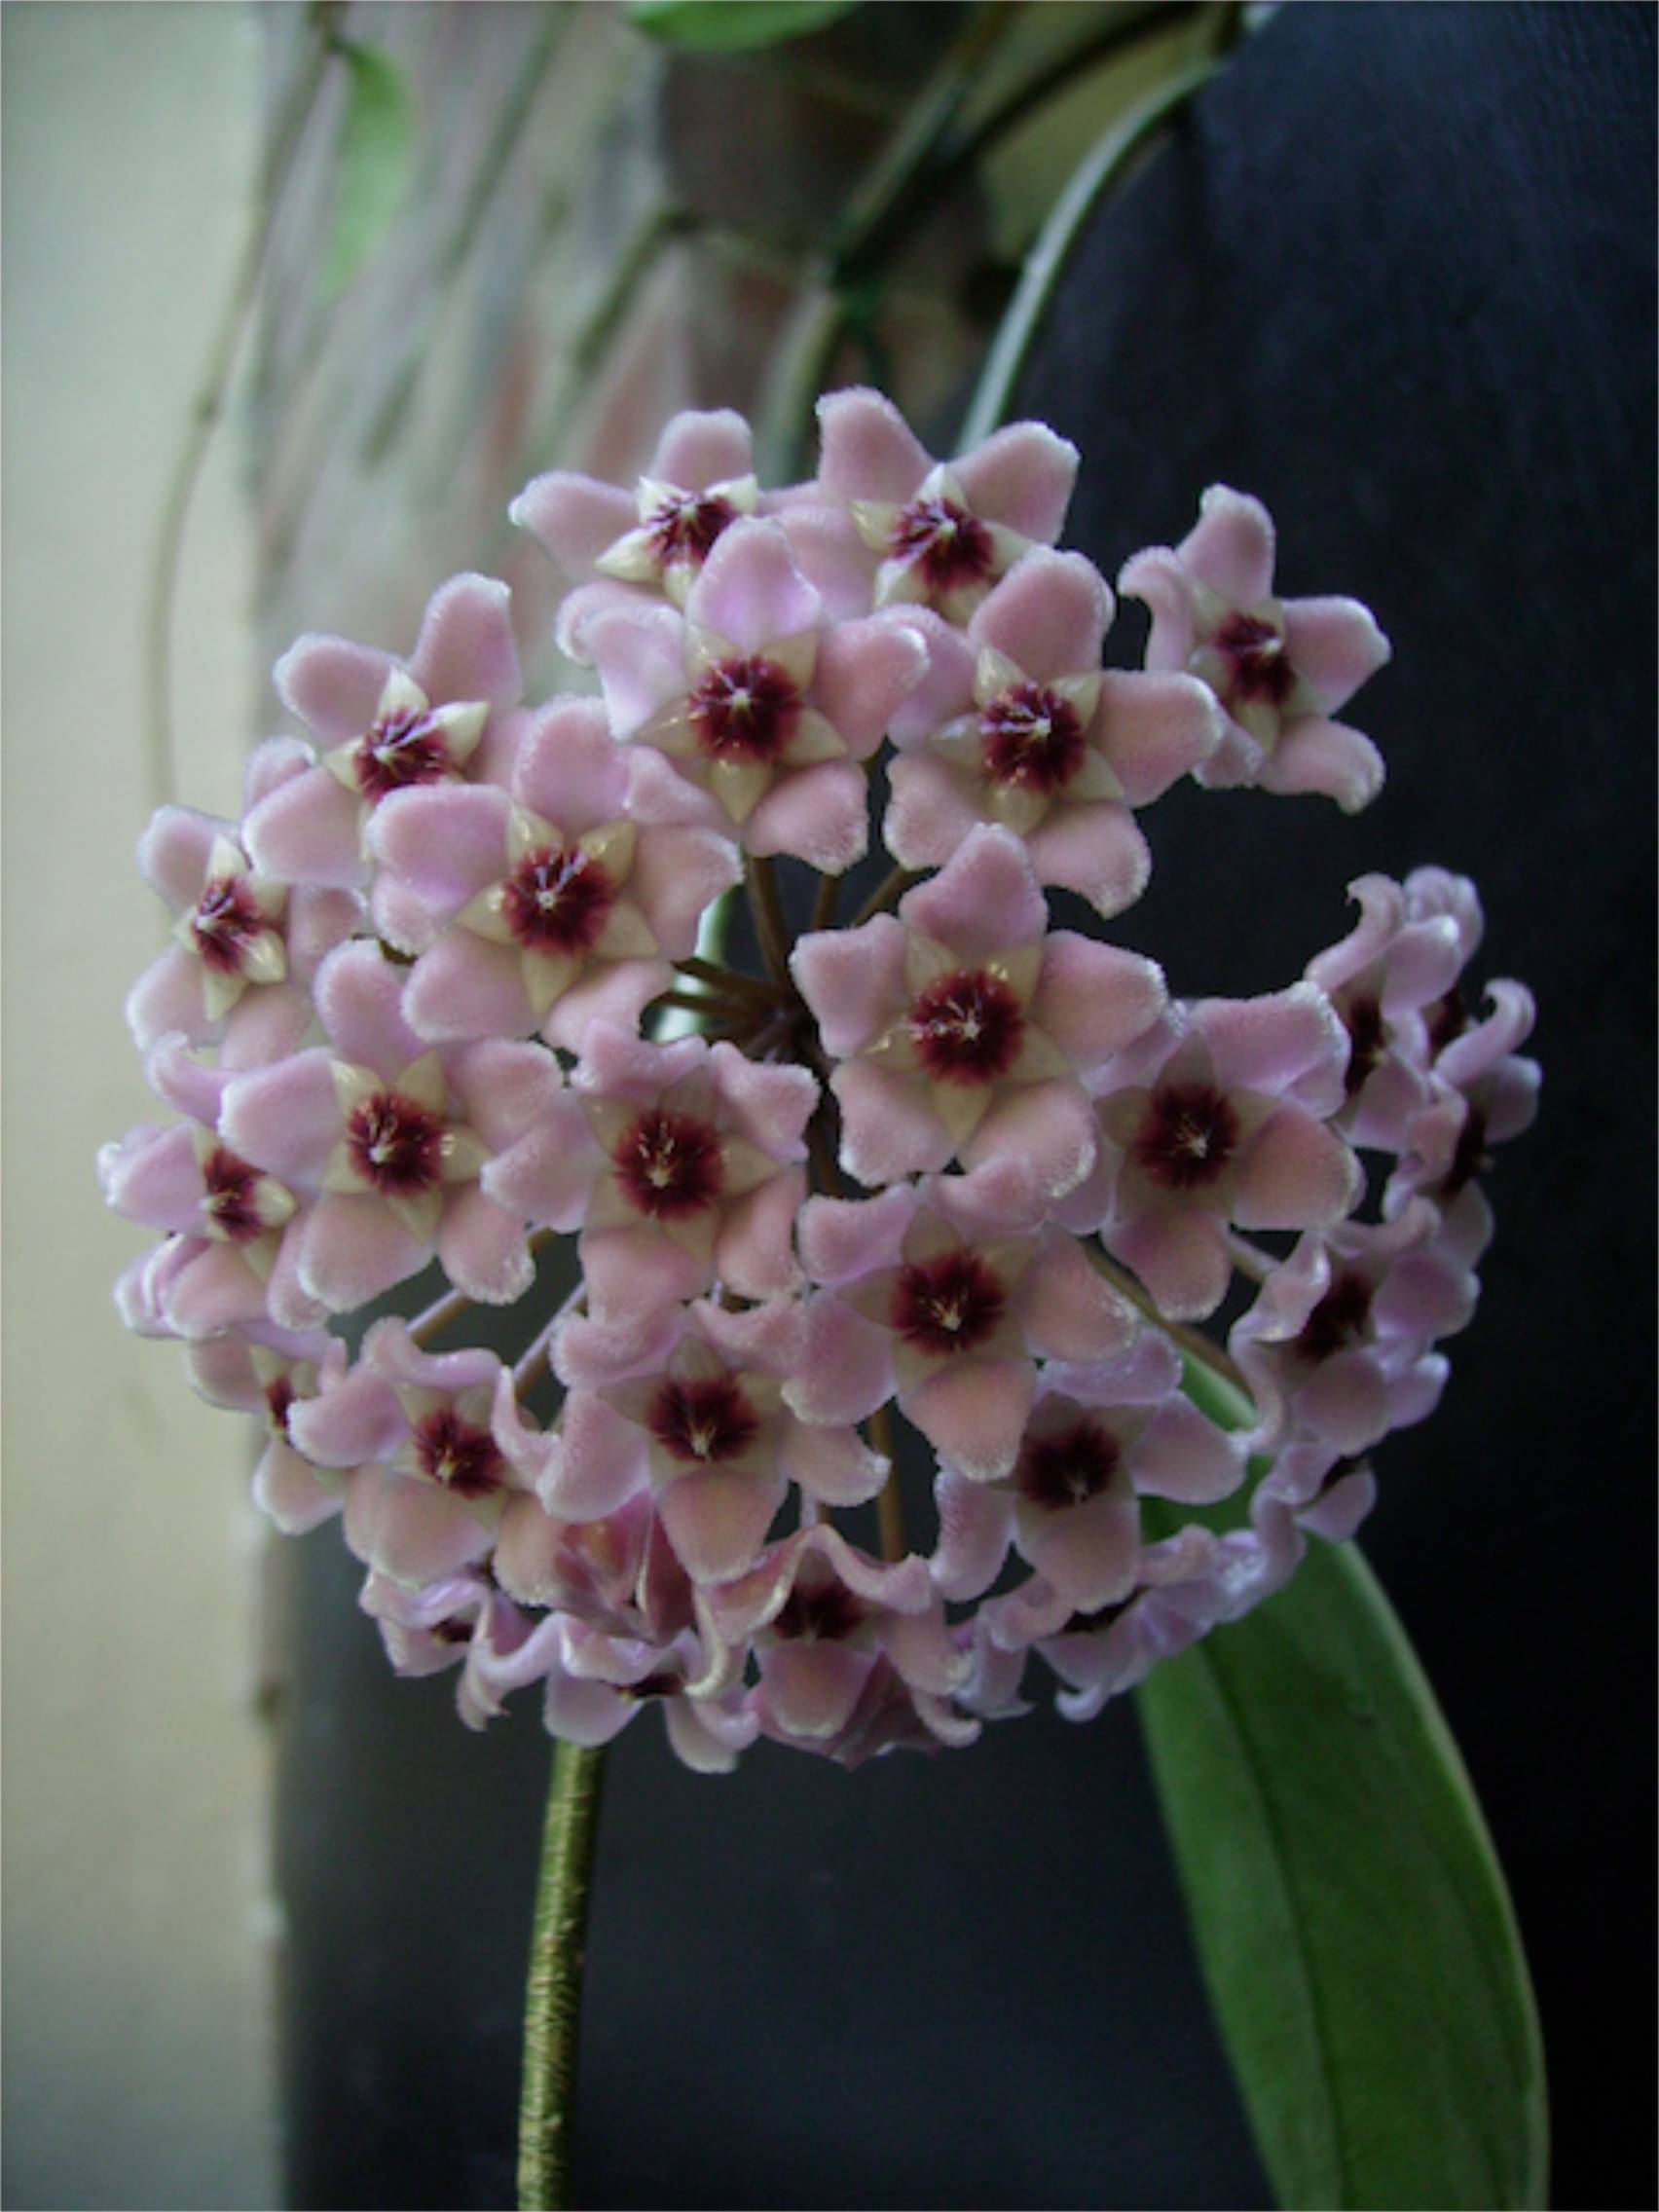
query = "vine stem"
xmin=144 ymin=9 xmax=338 ymax=809
xmin=752 ymin=0 xmax=1019 ymax=480
xmin=958 ymin=49 xmax=1226 ymax=450
xmin=518 ymin=1739 xmax=608 ymax=2212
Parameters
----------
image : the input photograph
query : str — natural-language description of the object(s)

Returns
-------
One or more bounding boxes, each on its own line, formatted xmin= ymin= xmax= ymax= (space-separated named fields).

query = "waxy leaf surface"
xmin=1139 ymin=1520 xmax=1547 ymax=2210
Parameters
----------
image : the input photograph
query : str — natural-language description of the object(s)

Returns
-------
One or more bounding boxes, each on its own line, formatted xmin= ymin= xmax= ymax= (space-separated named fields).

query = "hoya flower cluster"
xmin=101 ymin=391 xmax=1537 ymax=1770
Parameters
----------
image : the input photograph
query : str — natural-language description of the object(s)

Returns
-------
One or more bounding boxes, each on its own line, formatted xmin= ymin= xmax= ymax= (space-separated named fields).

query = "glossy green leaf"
xmin=625 ymin=0 xmax=862 ymax=53
xmin=1138 ymin=1505 xmax=1548 ymax=2209
xmin=321 ymin=42 xmax=416 ymax=303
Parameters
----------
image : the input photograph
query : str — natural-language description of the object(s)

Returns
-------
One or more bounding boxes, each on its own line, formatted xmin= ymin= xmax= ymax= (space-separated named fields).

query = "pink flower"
xmin=800 ymin=387 xmax=1079 ymax=622
xmin=785 ymin=1177 xmax=1139 ymax=1485
xmin=931 ymin=1336 xmax=1244 ymax=1617
xmin=551 ymin=1299 xmax=888 ymax=1584
xmin=366 ymin=698 xmax=741 ymax=1050
xmin=703 ymin=1524 xmax=962 ymax=1745
xmin=99 ymin=1120 xmax=304 ymax=1338
xmin=543 ymin=1619 xmax=759 ymax=1772
xmin=491 ymin=1491 xmax=689 ymax=1646
xmin=1304 ymin=870 xmax=1477 ymax=1149
xmin=126 ymin=757 xmax=360 ymax=1051
xmin=220 ymin=941 xmax=565 ymax=1309
xmin=1119 ymin=485 xmax=1391 ymax=809
xmin=184 ymin=1326 xmax=348 ymax=1532
xmin=1017 ymin=1523 xmax=1258 ymax=1719
xmin=98 ymin=390 xmax=1541 ymax=1764
xmin=1065 ymin=985 xmax=1363 ymax=1321
xmin=579 ymin=518 xmax=927 ymax=871
xmin=883 ymin=550 xmax=1222 ymax=914
xmin=291 ymin=1320 xmax=535 ymax=1587
xmin=512 ymin=407 xmax=760 ymax=605
xmin=242 ymin=575 xmax=524 ymax=889
xmin=793 ymin=826 xmax=1165 ymax=1195
xmin=1386 ymin=977 xmax=1540 ymax=1262
xmin=1230 ymin=1200 xmax=1474 ymax=1455
xmin=569 ymin=1021 xmax=815 ymax=1319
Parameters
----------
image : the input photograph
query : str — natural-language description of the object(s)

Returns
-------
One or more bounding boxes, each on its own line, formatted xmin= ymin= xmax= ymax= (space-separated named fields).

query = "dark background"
xmin=276 ymin=8 xmax=1656 ymax=2206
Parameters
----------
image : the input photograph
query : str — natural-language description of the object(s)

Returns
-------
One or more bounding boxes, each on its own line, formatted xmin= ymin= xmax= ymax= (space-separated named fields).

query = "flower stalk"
xmin=518 ymin=1739 xmax=608 ymax=2212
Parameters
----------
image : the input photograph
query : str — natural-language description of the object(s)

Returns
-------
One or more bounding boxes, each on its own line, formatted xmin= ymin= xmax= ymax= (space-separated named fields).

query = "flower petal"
xmin=410 ymin=573 xmax=520 ymax=710
xmin=953 ymin=423 xmax=1078 ymax=542
xmin=904 ymin=1355 xmax=1035 ymax=1485
xmin=1259 ymin=715 xmax=1385 ymax=813
xmin=1180 ymin=484 xmax=1276 ymax=606
xmin=973 ymin=547 xmax=1109 ymax=677
xmin=816 ymin=387 xmax=930 ymax=504
xmin=685 ymin=519 xmax=820 ymax=654
xmin=1282 ymin=595 xmax=1391 ymax=713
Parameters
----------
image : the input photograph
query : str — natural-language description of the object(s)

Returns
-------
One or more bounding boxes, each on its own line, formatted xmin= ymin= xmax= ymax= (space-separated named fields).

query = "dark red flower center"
xmin=347 ymin=1090 xmax=448 ymax=1195
xmin=1015 ymin=1418 xmax=1123 ymax=1512
xmin=891 ymin=1248 xmax=1007 ymax=1356
xmin=980 ymin=682 xmax=1086 ymax=794
xmin=353 ymin=706 xmax=452 ymax=801
xmin=191 ymin=874 xmax=264 ymax=973
xmin=612 ymin=1109 xmax=724 ymax=1221
xmin=773 ymin=1579 xmax=865 ymax=1642
xmin=688 ymin=654 xmax=801 ymax=764
xmin=1445 ymin=1101 xmax=1492 ymax=1198
xmin=264 ymin=1376 xmax=296 ymax=1437
xmin=1131 ymin=1083 xmax=1240 ymax=1192
xmin=430 ymin=1614 xmax=477 ymax=1646
xmin=889 ymin=495 xmax=995 ymax=593
xmin=646 ymin=1376 xmax=759 ymax=1466
xmin=413 ymin=1408 xmax=506 ymax=1499
xmin=1343 ymin=994 xmax=1386 ymax=1097
xmin=1212 ymin=611 xmax=1296 ymax=709
xmin=201 ymin=1146 xmax=269 ymax=1241
xmin=645 ymin=490 xmax=737 ymax=568
xmin=501 ymin=844 xmax=615 ymax=955
xmin=627 ymin=1671 xmax=682 ymax=1701
xmin=908 ymin=968 xmax=1025 ymax=1085
xmin=1425 ymin=988 xmax=1471 ymax=1057
xmin=1294 ymin=1271 xmax=1375 ymax=1362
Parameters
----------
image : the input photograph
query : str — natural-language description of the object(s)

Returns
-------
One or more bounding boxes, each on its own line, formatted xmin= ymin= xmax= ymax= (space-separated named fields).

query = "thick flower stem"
xmin=518 ymin=1739 xmax=608 ymax=2212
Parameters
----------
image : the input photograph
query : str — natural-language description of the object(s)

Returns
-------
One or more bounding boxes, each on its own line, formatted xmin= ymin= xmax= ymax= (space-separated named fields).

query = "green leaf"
xmin=625 ymin=0 xmax=862 ymax=53
xmin=321 ymin=42 xmax=416 ymax=303
xmin=1138 ymin=1522 xmax=1549 ymax=2209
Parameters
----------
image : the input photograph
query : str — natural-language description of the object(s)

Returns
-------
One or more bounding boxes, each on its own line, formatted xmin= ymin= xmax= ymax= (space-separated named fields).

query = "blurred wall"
xmin=2 ymin=8 xmax=279 ymax=2206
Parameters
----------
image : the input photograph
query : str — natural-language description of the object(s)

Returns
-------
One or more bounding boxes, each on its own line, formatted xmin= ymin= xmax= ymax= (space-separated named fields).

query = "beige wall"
xmin=3 ymin=8 xmax=279 ymax=2205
